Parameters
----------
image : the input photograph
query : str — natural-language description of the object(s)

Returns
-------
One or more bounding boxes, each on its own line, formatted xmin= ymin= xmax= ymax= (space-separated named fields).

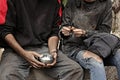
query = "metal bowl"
xmin=38 ymin=53 xmax=54 ymax=64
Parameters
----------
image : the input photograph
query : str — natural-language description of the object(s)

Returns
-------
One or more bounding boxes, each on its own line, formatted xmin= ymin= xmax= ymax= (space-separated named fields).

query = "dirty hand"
xmin=22 ymin=50 xmax=45 ymax=68
xmin=72 ymin=27 xmax=86 ymax=37
xmin=46 ymin=52 xmax=57 ymax=67
xmin=61 ymin=26 xmax=72 ymax=36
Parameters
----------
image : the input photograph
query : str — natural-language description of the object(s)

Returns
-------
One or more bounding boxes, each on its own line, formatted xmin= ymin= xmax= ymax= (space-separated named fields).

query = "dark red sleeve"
xmin=0 ymin=0 xmax=8 ymax=24
xmin=57 ymin=0 xmax=62 ymax=25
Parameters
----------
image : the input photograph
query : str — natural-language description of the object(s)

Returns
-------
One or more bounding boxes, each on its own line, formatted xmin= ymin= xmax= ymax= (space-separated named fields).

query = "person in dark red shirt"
xmin=0 ymin=0 xmax=83 ymax=80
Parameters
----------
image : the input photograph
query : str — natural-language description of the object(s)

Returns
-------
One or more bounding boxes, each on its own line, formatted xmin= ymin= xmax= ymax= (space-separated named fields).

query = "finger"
xmin=53 ymin=54 xmax=57 ymax=59
xmin=46 ymin=54 xmax=57 ymax=67
xmin=73 ymin=30 xmax=84 ymax=36
xmin=30 ymin=61 xmax=40 ymax=68
xmin=33 ymin=58 xmax=46 ymax=67
xmin=46 ymin=59 xmax=56 ymax=67
xmin=73 ymin=31 xmax=83 ymax=35
xmin=62 ymin=27 xmax=71 ymax=31
xmin=62 ymin=29 xmax=70 ymax=34
xmin=33 ymin=52 xmax=43 ymax=58
xmin=62 ymin=30 xmax=69 ymax=34
xmin=74 ymin=29 xmax=86 ymax=34
xmin=71 ymin=27 xmax=75 ymax=30
xmin=73 ymin=29 xmax=83 ymax=32
xmin=62 ymin=31 xmax=70 ymax=36
xmin=32 ymin=65 xmax=38 ymax=69
xmin=32 ymin=52 xmax=46 ymax=66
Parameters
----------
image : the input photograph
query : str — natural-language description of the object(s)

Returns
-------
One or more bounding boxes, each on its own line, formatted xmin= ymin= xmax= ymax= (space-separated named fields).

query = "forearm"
xmin=4 ymin=34 xmax=47 ymax=68
xmin=48 ymin=36 xmax=59 ymax=54
xmin=4 ymin=34 xmax=25 ymax=56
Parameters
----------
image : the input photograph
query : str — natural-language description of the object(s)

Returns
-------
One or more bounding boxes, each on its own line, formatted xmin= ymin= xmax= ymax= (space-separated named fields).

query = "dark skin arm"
xmin=47 ymin=36 xmax=59 ymax=67
xmin=4 ymin=34 xmax=45 ymax=68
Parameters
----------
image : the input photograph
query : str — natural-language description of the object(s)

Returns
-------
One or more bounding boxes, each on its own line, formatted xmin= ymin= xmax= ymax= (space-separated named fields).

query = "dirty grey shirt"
xmin=62 ymin=0 xmax=112 ymax=33
xmin=61 ymin=0 xmax=112 ymax=54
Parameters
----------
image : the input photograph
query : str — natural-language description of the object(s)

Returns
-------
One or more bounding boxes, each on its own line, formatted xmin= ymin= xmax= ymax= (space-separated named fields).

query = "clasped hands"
xmin=61 ymin=26 xmax=86 ymax=37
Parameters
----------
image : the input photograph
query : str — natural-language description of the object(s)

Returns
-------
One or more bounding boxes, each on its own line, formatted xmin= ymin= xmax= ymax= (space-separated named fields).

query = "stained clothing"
xmin=84 ymin=33 xmax=120 ymax=58
xmin=0 ymin=46 xmax=83 ymax=80
xmin=0 ymin=0 xmax=60 ymax=47
xmin=60 ymin=0 xmax=120 ymax=80
xmin=62 ymin=0 xmax=112 ymax=32
xmin=60 ymin=0 xmax=113 ymax=58
xmin=0 ymin=0 xmax=84 ymax=80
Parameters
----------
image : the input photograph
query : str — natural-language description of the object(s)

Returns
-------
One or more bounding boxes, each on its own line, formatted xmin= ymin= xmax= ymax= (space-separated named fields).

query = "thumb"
xmin=53 ymin=53 xmax=57 ymax=59
xmin=33 ymin=52 xmax=43 ymax=58
xmin=71 ymin=26 xmax=75 ymax=30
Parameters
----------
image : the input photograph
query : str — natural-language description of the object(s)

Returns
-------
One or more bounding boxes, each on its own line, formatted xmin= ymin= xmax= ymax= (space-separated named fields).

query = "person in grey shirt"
xmin=60 ymin=0 xmax=120 ymax=80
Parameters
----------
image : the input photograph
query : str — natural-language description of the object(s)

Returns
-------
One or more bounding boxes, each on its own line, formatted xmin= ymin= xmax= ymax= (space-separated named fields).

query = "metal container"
xmin=38 ymin=53 xmax=54 ymax=64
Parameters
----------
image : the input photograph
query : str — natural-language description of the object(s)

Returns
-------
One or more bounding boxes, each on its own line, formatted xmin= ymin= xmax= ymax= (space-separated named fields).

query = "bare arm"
xmin=48 ymin=36 xmax=59 ymax=53
xmin=47 ymin=36 xmax=59 ymax=67
xmin=5 ymin=34 xmax=25 ymax=55
xmin=4 ymin=34 xmax=45 ymax=68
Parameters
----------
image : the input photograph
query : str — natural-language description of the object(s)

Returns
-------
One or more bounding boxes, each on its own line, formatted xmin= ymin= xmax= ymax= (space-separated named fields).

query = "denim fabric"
xmin=68 ymin=49 xmax=120 ymax=80
xmin=104 ymin=49 xmax=120 ymax=80
xmin=75 ymin=51 xmax=106 ymax=80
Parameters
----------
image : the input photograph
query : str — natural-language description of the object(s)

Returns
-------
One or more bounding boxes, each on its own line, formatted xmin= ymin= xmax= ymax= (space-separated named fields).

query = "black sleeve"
xmin=0 ymin=0 xmax=16 ymax=39
xmin=49 ymin=1 xmax=61 ymax=37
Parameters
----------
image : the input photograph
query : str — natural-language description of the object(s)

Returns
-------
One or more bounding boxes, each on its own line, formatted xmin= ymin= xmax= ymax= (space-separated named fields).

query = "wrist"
xmin=19 ymin=49 xmax=28 ymax=56
xmin=49 ymin=49 xmax=57 ymax=54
